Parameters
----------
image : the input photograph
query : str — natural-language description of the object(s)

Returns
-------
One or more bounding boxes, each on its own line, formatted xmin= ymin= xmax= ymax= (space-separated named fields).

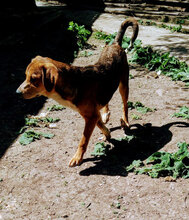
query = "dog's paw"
xmin=105 ymin=132 xmax=111 ymax=141
xmin=102 ymin=111 xmax=110 ymax=124
xmin=120 ymin=118 xmax=129 ymax=129
xmin=69 ymin=154 xmax=83 ymax=167
xmin=100 ymin=133 xmax=111 ymax=142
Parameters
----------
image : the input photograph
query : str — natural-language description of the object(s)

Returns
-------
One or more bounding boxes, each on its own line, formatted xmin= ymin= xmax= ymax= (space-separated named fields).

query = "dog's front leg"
xmin=69 ymin=116 xmax=98 ymax=167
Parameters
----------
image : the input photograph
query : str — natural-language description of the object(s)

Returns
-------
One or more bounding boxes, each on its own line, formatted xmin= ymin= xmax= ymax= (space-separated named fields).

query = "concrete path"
xmin=92 ymin=13 xmax=189 ymax=64
xmin=61 ymin=9 xmax=189 ymax=64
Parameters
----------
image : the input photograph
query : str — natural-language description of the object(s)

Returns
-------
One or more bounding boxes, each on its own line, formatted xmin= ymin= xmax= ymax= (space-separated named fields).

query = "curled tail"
xmin=114 ymin=18 xmax=139 ymax=48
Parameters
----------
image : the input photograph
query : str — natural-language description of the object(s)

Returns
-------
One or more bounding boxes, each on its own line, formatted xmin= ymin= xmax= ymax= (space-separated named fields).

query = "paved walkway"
xmin=92 ymin=13 xmax=189 ymax=64
xmin=61 ymin=9 xmax=189 ymax=64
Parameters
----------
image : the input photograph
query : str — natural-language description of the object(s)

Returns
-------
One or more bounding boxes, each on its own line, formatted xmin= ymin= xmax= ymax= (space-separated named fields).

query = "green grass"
xmin=126 ymin=142 xmax=189 ymax=179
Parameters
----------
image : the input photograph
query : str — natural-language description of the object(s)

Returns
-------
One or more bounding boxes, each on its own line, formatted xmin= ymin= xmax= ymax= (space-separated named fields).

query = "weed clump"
xmin=68 ymin=21 xmax=91 ymax=50
xmin=126 ymin=142 xmax=189 ymax=179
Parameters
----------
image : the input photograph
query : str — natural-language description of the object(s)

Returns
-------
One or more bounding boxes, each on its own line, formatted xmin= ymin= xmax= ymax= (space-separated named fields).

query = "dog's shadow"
xmin=80 ymin=121 xmax=189 ymax=176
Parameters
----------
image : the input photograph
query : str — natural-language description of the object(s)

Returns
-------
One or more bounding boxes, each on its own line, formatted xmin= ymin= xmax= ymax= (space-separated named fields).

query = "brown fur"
xmin=16 ymin=18 xmax=139 ymax=167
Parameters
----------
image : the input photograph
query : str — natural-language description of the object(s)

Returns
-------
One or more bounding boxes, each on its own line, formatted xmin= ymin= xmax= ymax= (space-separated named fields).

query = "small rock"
xmin=156 ymin=89 xmax=163 ymax=97
xmin=49 ymin=123 xmax=57 ymax=128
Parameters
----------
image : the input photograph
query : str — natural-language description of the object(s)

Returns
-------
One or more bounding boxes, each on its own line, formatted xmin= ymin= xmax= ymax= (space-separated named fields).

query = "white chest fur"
xmin=49 ymin=92 xmax=78 ymax=112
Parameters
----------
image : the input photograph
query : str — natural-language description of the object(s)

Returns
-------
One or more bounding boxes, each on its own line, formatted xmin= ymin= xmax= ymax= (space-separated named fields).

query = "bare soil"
xmin=0 ymin=9 xmax=189 ymax=220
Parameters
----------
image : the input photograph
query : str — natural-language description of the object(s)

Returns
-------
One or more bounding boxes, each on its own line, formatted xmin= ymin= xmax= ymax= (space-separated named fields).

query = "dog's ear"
xmin=42 ymin=63 xmax=58 ymax=92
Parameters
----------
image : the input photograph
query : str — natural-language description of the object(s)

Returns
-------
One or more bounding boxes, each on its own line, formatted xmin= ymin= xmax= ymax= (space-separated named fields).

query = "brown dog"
xmin=16 ymin=18 xmax=139 ymax=167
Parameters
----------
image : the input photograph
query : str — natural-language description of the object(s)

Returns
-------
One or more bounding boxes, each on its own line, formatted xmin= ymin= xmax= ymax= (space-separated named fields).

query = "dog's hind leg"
xmin=101 ymin=104 xmax=110 ymax=124
xmin=119 ymin=67 xmax=129 ymax=129
xmin=97 ymin=115 xmax=111 ymax=140
xmin=69 ymin=115 xmax=98 ymax=167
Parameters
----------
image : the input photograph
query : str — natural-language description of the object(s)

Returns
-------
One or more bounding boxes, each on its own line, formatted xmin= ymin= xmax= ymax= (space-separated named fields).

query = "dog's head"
xmin=16 ymin=56 xmax=58 ymax=99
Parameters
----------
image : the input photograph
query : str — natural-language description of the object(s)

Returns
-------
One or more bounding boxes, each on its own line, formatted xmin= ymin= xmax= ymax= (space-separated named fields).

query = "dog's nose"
xmin=16 ymin=88 xmax=22 ymax=94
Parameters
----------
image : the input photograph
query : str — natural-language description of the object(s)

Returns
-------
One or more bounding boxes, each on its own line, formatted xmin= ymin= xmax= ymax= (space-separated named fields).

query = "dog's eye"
xmin=30 ymin=77 xmax=37 ymax=83
xmin=30 ymin=77 xmax=39 ymax=86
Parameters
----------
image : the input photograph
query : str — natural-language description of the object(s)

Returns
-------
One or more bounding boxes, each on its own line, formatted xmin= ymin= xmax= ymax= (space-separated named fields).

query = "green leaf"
xmin=68 ymin=21 xmax=91 ymax=49
xmin=174 ymin=161 xmax=184 ymax=171
xmin=127 ymin=101 xmax=135 ymax=109
xmin=19 ymin=132 xmax=34 ymax=145
xmin=40 ymin=132 xmax=54 ymax=139
xmin=126 ymin=160 xmax=143 ymax=172
xmin=95 ymin=30 xmax=189 ymax=82
xmin=122 ymin=41 xmax=129 ymax=49
xmin=25 ymin=117 xmax=40 ymax=126
xmin=149 ymin=171 xmax=159 ymax=178
xmin=124 ymin=135 xmax=135 ymax=143
xmin=183 ymin=170 xmax=189 ymax=179
xmin=19 ymin=130 xmax=40 ymax=145
xmin=116 ymin=135 xmax=135 ymax=143
xmin=172 ymin=106 xmax=189 ymax=119
xmin=41 ymin=117 xmax=60 ymax=123
xmin=126 ymin=142 xmax=189 ymax=179
xmin=19 ymin=130 xmax=54 ymax=145
xmin=91 ymin=142 xmax=107 ymax=156
xmin=127 ymin=101 xmax=154 ymax=114
xmin=48 ymin=104 xmax=65 ymax=111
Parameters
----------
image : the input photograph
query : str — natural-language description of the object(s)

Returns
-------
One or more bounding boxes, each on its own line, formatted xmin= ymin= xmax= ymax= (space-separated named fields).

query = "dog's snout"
xmin=16 ymin=88 xmax=22 ymax=94
xmin=16 ymin=81 xmax=27 ymax=95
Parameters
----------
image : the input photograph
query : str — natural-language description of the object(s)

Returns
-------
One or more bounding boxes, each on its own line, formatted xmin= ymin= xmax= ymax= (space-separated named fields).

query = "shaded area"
xmin=80 ymin=122 xmax=189 ymax=176
xmin=63 ymin=0 xmax=105 ymax=8
xmin=3 ymin=0 xmax=36 ymax=8
xmin=39 ymin=0 xmax=105 ymax=10
xmin=0 ymin=7 xmax=103 ymax=158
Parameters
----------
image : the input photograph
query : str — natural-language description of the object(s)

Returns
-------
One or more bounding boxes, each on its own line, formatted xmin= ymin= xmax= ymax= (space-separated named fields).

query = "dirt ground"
xmin=0 ymin=8 xmax=189 ymax=220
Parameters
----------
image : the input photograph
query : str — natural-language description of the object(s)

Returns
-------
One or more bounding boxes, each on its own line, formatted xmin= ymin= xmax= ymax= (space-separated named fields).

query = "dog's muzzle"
xmin=16 ymin=88 xmax=22 ymax=94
